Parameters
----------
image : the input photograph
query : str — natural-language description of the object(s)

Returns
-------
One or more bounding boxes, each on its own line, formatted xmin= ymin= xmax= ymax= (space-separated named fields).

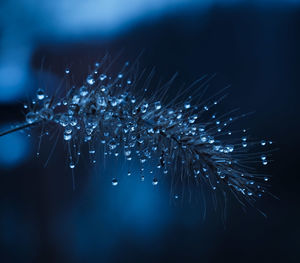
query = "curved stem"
xmin=0 ymin=121 xmax=41 ymax=137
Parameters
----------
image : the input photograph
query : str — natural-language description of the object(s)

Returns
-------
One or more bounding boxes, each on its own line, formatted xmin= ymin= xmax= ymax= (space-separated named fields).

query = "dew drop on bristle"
xmin=152 ymin=178 xmax=158 ymax=186
xmin=86 ymin=75 xmax=95 ymax=85
xmin=59 ymin=114 xmax=69 ymax=127
xmin=184 ymin=102 xmax=191 ymax=109
xmin=261 ymin=155 xmax=266 ymax=160
xmin=99 ymin=74 xmax=107 ymax=81
xmin=154 ymin=101 xmax=162 ymax=110
xmin=39 ymin=108 xmax=53 ymax=121
xmin=64 ymin=130 xmax=72 ymax=141
xmin=80 ymin=86 xmax=89 ymax=96
xmin=26 ymin=112 xmax=37 ymax=124
xmin=36 ymin=89 xmax=45 ymax=100
xmin=112 ymin=178 xmax=118 ymax=186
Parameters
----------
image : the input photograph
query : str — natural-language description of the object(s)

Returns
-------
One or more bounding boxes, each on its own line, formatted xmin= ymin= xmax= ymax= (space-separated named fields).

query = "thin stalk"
xmin=0 ymin=121 xmax=41 ymax=137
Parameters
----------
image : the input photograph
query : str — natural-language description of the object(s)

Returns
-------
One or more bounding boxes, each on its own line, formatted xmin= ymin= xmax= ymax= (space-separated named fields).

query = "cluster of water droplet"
xmin=23 ymin=59 xmax=272 ymax=202
xmin=24 ymin=88 xmax=54 ymax=124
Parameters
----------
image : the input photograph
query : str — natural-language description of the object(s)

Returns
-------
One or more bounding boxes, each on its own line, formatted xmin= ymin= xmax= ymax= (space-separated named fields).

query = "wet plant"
xmin=0 ymin=54 xmax=275 ymax=215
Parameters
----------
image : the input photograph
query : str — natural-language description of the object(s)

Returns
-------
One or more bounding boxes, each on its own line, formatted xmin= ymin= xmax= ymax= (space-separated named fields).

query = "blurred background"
xmin=0 ymin=0 xmax=300 ymax=262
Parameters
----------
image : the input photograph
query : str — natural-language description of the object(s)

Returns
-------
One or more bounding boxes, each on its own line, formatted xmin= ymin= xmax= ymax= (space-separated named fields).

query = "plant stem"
xmin=0 ymin=121 xmax=41 ymax=137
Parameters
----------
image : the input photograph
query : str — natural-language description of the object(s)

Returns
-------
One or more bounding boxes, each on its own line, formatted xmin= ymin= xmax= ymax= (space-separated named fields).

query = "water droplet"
xmin=64 ymin=131 xmax=72 ymax=141
xmin=59 ymin=114 xmax=69 ymax=127
xmin=110 ymin=97 xmax=118 ymax=107
xmin=184 ymin=102 xmax=191 ymax=109
xmin=152 ymin=178 xmax=158 ymax=186
xmin=200 ymin=136 xmax=207 ymax=142
xmin=70 ymin=117 xmax=78 ymax=126
xmin=65 ymin=68 xmax=70 ymax=74
xmin=69 ymin=162 xmax=75 ymax=169
xmin=207 ymin=138 xmax=214 ymax=144
xmin=220 ymin=174 xmax=226 ymax=179
xmin=108 ymin=138 xmax=117 ymax=150
xmin=39 ymin=108 xmax=54 ymax=120
xmin=261 ymin=155 xmax=266 ymax=160
xmin=72 ymin=95 xmax=80 ymax=104
xmin=154 ymin=101 xmax=162 ymax=110
xmin=141 ymin=103 xmax=148 ymax=113
xmin=86 ymin=75 xmax=95 ymax=85
xmin=124 ymin=150 xmax=131 ymax=157
xmin=36 ymin=89 xmax=45 ymax=100
xmin=226 ymin=145 xmax=234 ymax=152
xmin=261 ymin=140 xmax=266 ymax=146
xmin=80 ymin=86 xmax=89 ymax=96
xmin=100 ymin=74 xmax=107 ymax=81
xmin=264 ymin=177 xmax=269 ymax=182
xmin=112 ymin=178 xmax=118 ymax=186
xmin=26 ymin=112 xmax=37 ymax=124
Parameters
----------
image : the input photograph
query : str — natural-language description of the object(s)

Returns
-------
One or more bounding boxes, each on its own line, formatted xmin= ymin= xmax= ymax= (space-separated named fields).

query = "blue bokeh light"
xmin=0 ymin=64 xmax=29 ymax=103
xmin=0 ymin=130 xmax=31 ymax=168
xmin=0 ymin=0 xmax=298 ymax=103
xmin=52 ymin=161 xmax=172 ymax=260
